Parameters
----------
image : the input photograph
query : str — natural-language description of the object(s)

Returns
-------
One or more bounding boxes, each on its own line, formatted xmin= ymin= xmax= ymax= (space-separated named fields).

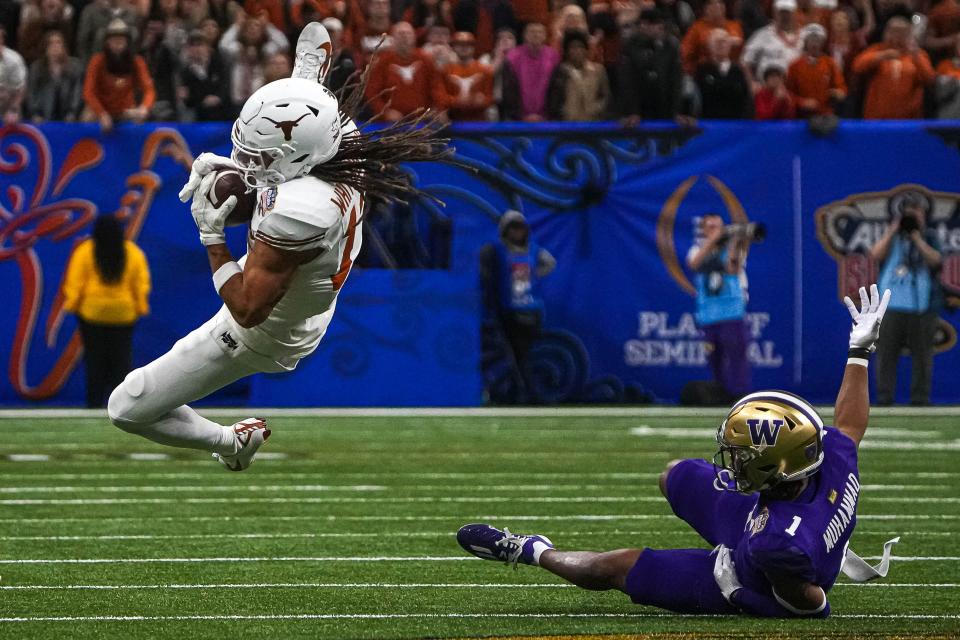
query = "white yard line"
xmin=5 ymin=513 xmax=956 ymax=525
xmin=0 ymin=555 xmax=955 ymax=566
xmin=0 ymin=612 xmax=956 ymax=623
xmin=0 ymin=471 xmax=956 ymax=481
xmin=0 ymin=556 xmax=479 ymax=565
xmin=0 ymin=483 xmax=940 ymax=494
xmin=1 ymin=582 xmax=955 ymax=591
xmin=3 ymin=495 xmax=958 ymax=506
xmin=3 ymin=406 xmax=960 ymax=418
xmin=1 ymin=529 xmax=944 ymax=543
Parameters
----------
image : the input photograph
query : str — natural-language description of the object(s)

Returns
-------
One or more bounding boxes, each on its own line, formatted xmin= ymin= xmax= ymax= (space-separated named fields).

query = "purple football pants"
xmin=703 ymin=319 xmax=751 ymax=397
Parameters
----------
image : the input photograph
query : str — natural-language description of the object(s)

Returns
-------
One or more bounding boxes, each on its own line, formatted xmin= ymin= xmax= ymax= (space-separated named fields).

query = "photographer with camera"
xmin=686 ymin=213 xmax=760 ymax=401
xmin=869 ymin=201 xmax=943 ymax=405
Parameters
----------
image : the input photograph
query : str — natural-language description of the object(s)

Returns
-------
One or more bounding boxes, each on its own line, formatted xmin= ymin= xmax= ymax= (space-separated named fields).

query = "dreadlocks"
xmin=308 ymin=55 xmax=456 ymax=204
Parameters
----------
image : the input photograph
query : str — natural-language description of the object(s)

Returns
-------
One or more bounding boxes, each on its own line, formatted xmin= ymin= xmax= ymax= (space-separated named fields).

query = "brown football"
xmin=206 ymin=168 xmax=258 ymax=227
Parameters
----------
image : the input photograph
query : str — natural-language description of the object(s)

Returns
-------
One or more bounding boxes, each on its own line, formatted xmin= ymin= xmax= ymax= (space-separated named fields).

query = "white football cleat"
xmin=213 ymin=418 xmax=271 ymax=472
xmin=292 ymin=22 xmax=332 ymax=84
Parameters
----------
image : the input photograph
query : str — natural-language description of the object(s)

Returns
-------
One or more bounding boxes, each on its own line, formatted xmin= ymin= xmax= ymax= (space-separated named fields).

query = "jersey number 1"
xmin=785 ymin=516 xmax=802 ymax=537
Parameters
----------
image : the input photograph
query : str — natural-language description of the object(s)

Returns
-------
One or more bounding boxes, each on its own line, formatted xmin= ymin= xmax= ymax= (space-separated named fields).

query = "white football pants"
xmin=107 ymin=311 xmax=284 ymax=454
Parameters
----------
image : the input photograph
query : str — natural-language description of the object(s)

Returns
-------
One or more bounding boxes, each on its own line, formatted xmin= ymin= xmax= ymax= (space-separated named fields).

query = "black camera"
xmin=721 ymin=222 xmax=767 ymax=243
xmin=900 ymin=214 xmax=920 ymax=234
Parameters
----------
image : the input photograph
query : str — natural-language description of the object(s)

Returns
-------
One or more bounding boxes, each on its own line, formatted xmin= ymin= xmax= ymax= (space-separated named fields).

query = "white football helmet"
xmin=231 ymin=78 xmax=342 ymax=189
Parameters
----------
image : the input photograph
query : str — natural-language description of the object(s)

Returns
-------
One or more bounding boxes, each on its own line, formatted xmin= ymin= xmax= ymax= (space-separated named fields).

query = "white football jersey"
xmin=224 ymin=175 xmax=364 ymax=366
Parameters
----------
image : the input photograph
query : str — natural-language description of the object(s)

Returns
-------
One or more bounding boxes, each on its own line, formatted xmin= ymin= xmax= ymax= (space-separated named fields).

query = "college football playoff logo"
xmin=815 ymin=184 xmax=960 ymax=354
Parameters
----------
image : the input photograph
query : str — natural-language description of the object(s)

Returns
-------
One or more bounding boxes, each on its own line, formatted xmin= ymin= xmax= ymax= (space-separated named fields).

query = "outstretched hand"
xmin=844 ymin=284 xmax=891 ymax=353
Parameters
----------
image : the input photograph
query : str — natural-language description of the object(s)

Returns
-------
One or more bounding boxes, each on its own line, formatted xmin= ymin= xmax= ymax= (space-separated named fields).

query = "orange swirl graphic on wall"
xmin=656 ymin=175 xmax=749 ymax=296
xmin=0 ymin=125 xmax=192 ymax=400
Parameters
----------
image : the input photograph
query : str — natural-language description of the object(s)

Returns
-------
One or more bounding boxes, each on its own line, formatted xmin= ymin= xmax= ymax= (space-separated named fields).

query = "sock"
xmin=130 ymin=406 xmax=237 ymax=454
xmin=531 ymin=541 xmax=552 ymax=566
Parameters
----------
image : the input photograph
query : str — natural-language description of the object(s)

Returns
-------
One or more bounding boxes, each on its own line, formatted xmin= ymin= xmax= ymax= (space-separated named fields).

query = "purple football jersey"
xmin=734 ymin=426 xmax=860 ymax=593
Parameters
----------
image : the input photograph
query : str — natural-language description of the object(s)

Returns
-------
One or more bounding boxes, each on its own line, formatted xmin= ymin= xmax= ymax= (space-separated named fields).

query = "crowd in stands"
xmin=1 ymin=0 xmax=959 ymax=126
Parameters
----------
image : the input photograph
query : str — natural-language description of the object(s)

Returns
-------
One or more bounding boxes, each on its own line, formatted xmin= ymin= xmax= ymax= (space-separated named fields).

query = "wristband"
xmin=847 ymin=357 xmax=869 ymax=368
xmin=213 ymin=261 xmax=241 ymax=294
xmin=848 ymin=347 xmax=871 ymax=360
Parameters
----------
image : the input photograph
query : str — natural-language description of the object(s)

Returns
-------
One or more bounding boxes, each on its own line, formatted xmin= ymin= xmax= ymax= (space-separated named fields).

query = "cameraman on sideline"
xmin=870 ymin=200 xmax=943 ymax=405
xmin=686 ymin=214 xmax=753 ymax=401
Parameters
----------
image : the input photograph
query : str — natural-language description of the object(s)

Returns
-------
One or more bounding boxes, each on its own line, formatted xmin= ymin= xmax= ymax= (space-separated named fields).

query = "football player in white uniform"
xmin=107 ymin=25 xmax=448 ymax=471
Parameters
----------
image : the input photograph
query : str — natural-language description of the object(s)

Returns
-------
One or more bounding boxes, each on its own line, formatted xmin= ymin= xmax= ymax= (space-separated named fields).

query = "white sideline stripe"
xmin=2 ymin=471 xmax=956 ymax=481
xmin=4 ymin=406 xmax=960 ymax=418
xmin=2 ymin=582 xmax=954 ymax=592
xmin=0 ymin=483 xmax=940 ymax=494
xmin=2 ymin=529 xmax=946 ymax=543
xmin=4 ymin=495 xmax=959 ymax=506
xmin=4 ymin=454 xmax=50 ymax=462
xmin=0 ymin=556 xmax=478 ymax=565
xmin=0 ymin=555 xmax=955 ymax=566
xmin=6 ymin=513 xmax=957 ymax=525
xmin=0 ymin=612 xmax=957 ymax=623
xmin=0 ymin=497 xmax=668 ymax=505
xmin=0 ymin=582 xmax=577 ymax=591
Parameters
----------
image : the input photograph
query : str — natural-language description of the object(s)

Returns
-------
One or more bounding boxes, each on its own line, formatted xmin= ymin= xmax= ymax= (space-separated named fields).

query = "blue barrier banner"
xmin=1 ymin=122 xmax=958 ymax=406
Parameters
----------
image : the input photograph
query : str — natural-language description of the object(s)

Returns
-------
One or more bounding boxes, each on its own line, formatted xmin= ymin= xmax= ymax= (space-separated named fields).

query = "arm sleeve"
xmin=499 ymin=62 xmax=521 ymax=120
xmin=852 ymin=47 xmax=883 ymax=74
xmin=536 ymin=247 xmax=556 ymax=277
xmin=546 ymin=67 xmax=565 ymax=120
xmin=831 ymin=59 xmax=847 ymax=93
xmin=129 ymin=245 xmax=152 ymax=317
xmin=263 ymin=22 xmax=290 ymax=56
xmin=219 ymin=24 xmax=242 ymax=61
xmin=365 ymin=59 xmax=389 ymax=115
xmin=680 ymin=27 xmax=698 ymax=76
xmin=134 ymin=56 xmax=156 ymax=111
xmin=83 ymin=54 xmax=106 ymax=116
xmin=917 ymin=52 xmax=936 ymax=85
xmin=61 ymin=243 xmax=88 ymax=314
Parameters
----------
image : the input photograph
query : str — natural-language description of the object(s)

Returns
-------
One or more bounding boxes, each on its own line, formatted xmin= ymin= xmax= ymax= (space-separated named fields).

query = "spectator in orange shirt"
xmin=853 ymin=17 xmax=935 ymax=119
xmin=443 ymin=31 xmax=494 ymax=120
xmin=366 ymin=21 xmax=447 ymax=122
xmin=82 ymin=19 xmax=155 ymax=132
xmin=681 ymin=0 xmax=743 ymax=76
xmin=787 ymin=24 xmax=846 ymax=116
xmin=754 ymin=66 xmax=796 ymax=119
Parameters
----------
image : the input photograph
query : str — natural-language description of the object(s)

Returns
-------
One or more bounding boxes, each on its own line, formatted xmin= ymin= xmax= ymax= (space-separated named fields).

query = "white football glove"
xmin=178 ymin=152 xmax=235 ymax=203
xmin=190 ymin=172 xmax=236 ymax=246
xmin=844 ymin=284 xmax=892 ymax=352
xmin=712 ymin=544 xmax=742 ymax=603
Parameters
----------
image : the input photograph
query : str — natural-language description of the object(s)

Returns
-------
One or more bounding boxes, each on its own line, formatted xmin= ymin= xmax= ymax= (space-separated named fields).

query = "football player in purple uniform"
xmin=458 ymin=284 xmax=895 ymax=617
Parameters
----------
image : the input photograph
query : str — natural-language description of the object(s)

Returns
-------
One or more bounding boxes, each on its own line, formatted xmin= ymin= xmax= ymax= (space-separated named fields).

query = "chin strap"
xmin=841 ymin=537 xmax=900 ymax=582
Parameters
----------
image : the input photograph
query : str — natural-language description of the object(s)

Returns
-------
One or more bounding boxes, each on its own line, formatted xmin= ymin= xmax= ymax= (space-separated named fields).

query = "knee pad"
xmin=107 ymin=368 xmax=148 ymax=430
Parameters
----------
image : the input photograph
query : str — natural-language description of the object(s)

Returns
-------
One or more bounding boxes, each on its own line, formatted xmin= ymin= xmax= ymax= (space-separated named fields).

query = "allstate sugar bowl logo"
xmin=815 ymin=183 xmax=959 ymax=353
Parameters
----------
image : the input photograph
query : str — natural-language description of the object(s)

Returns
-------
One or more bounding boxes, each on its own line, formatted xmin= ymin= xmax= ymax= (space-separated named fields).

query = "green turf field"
xmin=0 ymin=408 xmax=958 ymax=639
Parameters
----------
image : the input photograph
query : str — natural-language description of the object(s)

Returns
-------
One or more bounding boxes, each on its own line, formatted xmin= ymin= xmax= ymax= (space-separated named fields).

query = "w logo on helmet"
xmin=747 ymin=419 xmax=783 ymax=448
